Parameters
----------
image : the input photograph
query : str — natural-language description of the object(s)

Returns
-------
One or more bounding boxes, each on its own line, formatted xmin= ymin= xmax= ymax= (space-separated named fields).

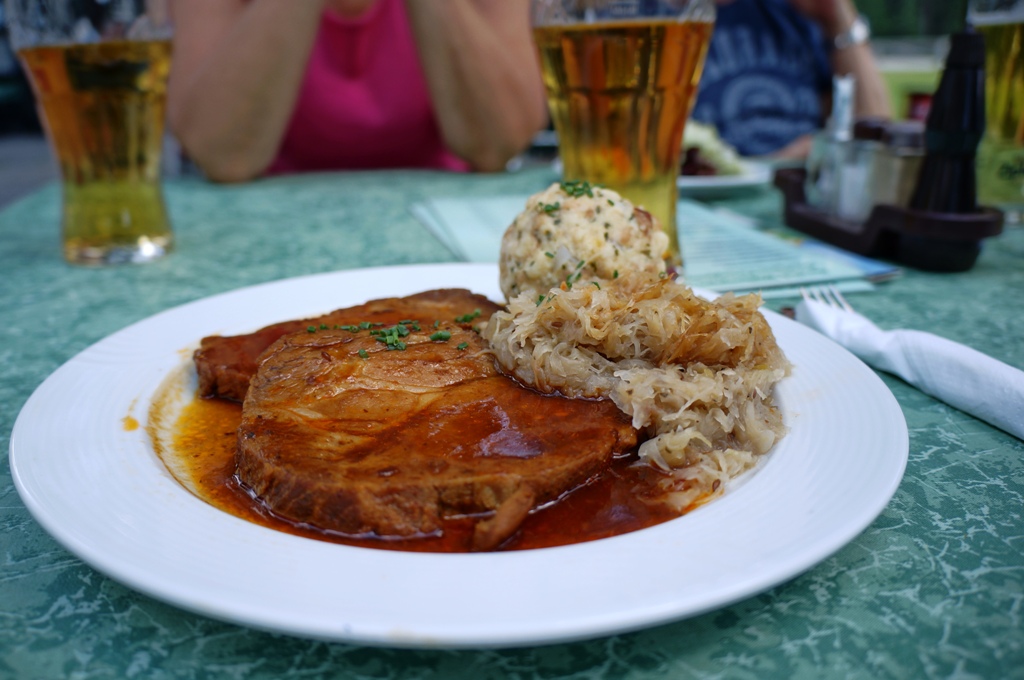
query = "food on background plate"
xmin=680 ymin=120 xmax=745 ymax=177
xmin=167 ymin=181 xmax=789 ymax=552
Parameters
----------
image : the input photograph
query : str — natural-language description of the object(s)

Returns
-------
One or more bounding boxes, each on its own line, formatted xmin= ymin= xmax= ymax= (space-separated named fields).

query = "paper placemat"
xmin=410 ymin=196 xmax=897 ymax=297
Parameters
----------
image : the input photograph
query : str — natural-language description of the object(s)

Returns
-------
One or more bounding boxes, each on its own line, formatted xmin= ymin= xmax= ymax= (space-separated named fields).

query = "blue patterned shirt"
xmin=692 ymin=0 xmax=833 ymax=156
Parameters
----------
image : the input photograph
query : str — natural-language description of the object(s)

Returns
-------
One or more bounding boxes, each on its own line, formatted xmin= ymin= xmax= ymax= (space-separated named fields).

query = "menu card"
xmin=410 ymin=195 xmax=898 ymax=298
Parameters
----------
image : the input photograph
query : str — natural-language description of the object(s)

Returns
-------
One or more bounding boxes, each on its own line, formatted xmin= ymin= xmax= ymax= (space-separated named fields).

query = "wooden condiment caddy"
xmin=774 ymin=167 xmax=1004 ymax=272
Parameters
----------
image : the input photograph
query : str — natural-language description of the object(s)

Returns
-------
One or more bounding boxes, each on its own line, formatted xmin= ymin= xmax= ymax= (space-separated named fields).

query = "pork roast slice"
xmin=194 ymin=289 xmax=500 ymax=402
xmin=236 ymin=315 xmax=638 ymax=551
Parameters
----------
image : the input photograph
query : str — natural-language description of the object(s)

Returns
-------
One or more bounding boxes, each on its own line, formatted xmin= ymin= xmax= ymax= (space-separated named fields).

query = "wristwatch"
xmin=833 ymin=15 xmax=871 ymax=50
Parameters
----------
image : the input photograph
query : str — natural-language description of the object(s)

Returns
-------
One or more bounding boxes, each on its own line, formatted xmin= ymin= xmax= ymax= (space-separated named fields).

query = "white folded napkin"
xmin=796 ymin=299 xmax=1024 ymax=441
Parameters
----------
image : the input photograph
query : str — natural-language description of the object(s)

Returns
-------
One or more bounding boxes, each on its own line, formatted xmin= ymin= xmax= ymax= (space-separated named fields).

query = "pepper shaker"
xmin=909 ymin=30 xmax=986 ymax=214
xmin=902 ymin=29 xmax=987 ymax=271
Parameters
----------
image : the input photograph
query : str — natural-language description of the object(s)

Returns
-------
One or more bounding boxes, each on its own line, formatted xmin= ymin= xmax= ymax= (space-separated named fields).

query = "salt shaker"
xmin=805 ymin=75 xmax=854 ymax=213
xmin=836 ymin=118 xmax=887 ymax=223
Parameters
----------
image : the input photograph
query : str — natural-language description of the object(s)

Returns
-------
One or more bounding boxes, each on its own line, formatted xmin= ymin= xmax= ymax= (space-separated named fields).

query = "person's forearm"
xmin=772 ymin=133 xmax=814 ymax=159
xmin=403 ymin=0 xmax=548 ymax=172
xmin=168 ymin=0 xmax=327 ymax=182
xmin=819 ymin=1 xmax=892 ymax=118
xmin=832 ymin=44 xmax=891 ymax=118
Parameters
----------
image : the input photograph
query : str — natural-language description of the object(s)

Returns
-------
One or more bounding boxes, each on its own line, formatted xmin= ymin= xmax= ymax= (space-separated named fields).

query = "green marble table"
xmin=2 ymin=168 xmax=1022 ymax=679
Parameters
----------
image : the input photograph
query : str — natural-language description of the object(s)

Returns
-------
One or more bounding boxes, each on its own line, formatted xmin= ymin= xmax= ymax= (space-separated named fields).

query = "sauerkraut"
xmin=498 ymin=181 xmax=669 ymax=301
xmin=484 ymin=270 xmax=790 ymax=511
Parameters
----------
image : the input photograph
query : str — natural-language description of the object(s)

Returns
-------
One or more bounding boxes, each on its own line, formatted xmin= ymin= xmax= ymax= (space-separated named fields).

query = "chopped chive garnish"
xmin=430 ymin=330 xmax=452 ymax=341
xmin=457 ymin=342 xmax=469 ymax=350
xmin=307 ymin=326 xmax=317 ymax=333
xmin=358 ymin=349 xmax=368 ymax=359
xmin=559 ymin=179 xmax=596 ymax=197
xmin=455 ymin=309 xmax=481 ymax=323
xmin=369 ymin=322 xmax=418 ymax=350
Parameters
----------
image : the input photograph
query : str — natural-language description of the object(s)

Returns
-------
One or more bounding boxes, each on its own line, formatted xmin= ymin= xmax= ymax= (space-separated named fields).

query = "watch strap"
xmin=834 ymin=15 xmax=871 ymax=50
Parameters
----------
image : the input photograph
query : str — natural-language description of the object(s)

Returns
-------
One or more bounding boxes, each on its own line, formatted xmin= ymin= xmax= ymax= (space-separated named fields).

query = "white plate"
xmin=678 ymin=160 xmax=773 ymax=198
xmin=10 ymin=263 xmax=908 ymax=649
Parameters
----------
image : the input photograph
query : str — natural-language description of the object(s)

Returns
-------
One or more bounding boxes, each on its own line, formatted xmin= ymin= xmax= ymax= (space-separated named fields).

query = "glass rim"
xmin=967 ymin=0 xmax=1024 ymax=24
xmin=531 ymin=0 xmax=715 ymax=27
xmin=3 ymin=0 xmax=173 ymax=51
xmin=10 ymin=34 xmax=174 ymax=50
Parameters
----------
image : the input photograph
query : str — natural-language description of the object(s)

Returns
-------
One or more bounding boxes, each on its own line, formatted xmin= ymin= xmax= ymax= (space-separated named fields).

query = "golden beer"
xmin=18 ymin=39 xmax=174 ymax=264
xmin=535 ymin=19 xmax=712 ymax=266
xmin=975 ymin=17 xmax=1024 ymax=216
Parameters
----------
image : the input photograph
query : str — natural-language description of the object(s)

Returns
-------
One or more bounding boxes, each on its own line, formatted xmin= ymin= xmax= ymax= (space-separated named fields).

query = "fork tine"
xmin=800 ymin=285 xmax=857 ymax=313
xmin=825 ymin=285 xmax=856 ymax=313
xmin=799 ymin=286 xmax=825 ymax=304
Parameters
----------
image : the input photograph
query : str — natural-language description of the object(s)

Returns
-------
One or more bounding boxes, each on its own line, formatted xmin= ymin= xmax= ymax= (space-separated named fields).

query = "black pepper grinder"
xmin=902 ymin=29 xmax=987 ymax=270
xmin=910 ymin=29 xmax=986 ymax=213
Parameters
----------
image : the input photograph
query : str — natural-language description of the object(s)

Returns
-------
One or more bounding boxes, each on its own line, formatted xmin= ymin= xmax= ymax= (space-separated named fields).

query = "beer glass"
xmin=5 ymin=0 xmax=174 ymax=265
xmin=532 ymin=0 xmax=715 ymax=268
xmin=969 ymin=0 xmax=1024 ymax=223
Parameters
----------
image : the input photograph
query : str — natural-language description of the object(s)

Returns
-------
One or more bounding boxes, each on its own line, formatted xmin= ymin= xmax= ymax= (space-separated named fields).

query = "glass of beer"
xmin=969 ymin=0 xmax=1024 ymax=223
xmin=532 ymin=0 xmax=715 ymax=268
xmin=5 ymin=0 xmax=174 ymax=265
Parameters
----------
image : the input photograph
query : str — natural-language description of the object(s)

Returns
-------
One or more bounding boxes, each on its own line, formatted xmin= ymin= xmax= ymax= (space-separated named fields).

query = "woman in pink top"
xmin=168 ymin=0 xmax=547 ymax=182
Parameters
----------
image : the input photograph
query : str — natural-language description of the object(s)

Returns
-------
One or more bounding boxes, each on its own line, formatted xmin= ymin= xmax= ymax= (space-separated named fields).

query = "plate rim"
xmin=677 ymin=160 xmax=773 ymax=193
xmin=9 ymin=262 xmax=909 ymax=648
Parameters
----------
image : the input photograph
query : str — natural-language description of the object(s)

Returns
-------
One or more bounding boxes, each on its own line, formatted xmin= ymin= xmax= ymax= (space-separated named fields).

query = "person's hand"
xmin=769 ymin=133 xmax=814 ymax=160
xmin=785 ymin=0 xmax=858 ymax=38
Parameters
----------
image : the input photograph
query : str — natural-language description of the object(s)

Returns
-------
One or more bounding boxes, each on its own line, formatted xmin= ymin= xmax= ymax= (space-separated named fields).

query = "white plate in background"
xmin=678 ymin=160 xmax=774 ymax=198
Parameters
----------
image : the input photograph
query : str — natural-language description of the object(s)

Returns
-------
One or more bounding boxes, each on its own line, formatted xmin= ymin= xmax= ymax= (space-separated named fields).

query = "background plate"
xmin=678 ymin=160 xmax=774 ymax=198
xmin=10 ymin=263 xmax=908 ymax=649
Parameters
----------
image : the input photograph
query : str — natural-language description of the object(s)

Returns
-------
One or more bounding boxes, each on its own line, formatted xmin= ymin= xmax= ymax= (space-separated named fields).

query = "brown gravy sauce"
xmin=167 ymin=395 xmax=689 ymax=552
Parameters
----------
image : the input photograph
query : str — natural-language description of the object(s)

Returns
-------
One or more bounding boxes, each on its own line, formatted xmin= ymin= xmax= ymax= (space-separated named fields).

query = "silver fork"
xmin=799 ymin=284 xmax=857 ymax=314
